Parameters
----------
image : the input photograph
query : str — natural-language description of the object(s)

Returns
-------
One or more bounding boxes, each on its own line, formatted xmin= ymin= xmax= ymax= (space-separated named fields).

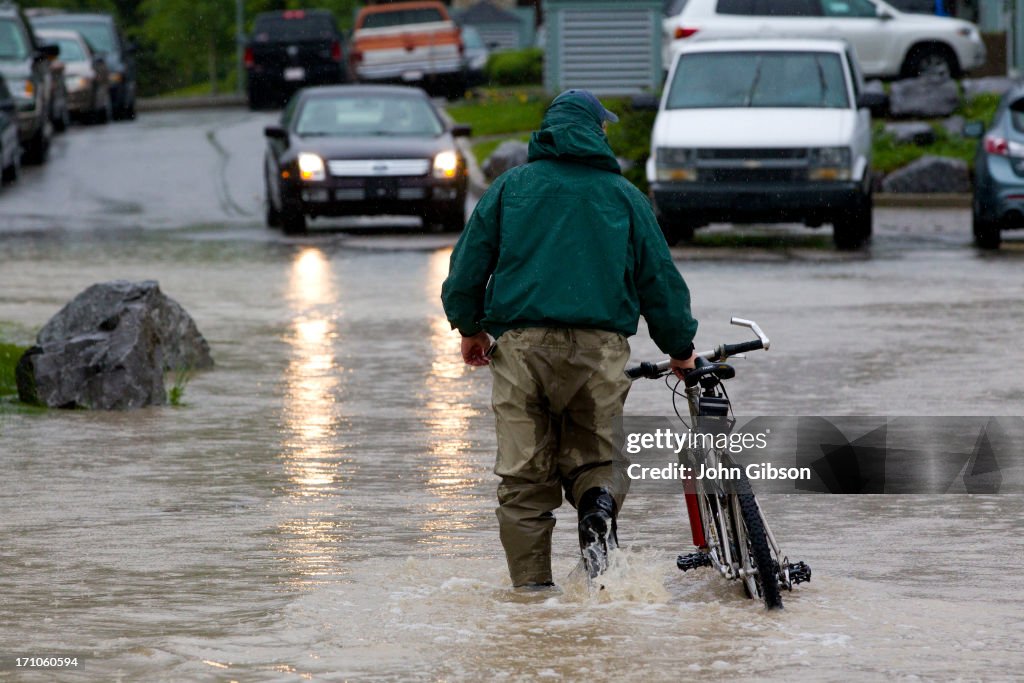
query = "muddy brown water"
xmin=1 ymin=109 xmax=1022 ymax=681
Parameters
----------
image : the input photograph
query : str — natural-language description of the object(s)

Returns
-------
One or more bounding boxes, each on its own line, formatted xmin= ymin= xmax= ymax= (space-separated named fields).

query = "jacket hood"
xmin=527 ymin=98 xmax=621 ymax=174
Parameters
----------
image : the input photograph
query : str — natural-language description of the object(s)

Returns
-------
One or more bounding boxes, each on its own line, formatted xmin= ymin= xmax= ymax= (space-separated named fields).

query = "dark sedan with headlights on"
xmin=263 ymin=85 xmax=470 ymax=235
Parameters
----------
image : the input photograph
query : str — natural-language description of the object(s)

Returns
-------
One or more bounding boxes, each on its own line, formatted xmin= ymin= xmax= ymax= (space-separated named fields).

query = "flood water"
xmin=1 ymin=110 xmax=1023 ymax=681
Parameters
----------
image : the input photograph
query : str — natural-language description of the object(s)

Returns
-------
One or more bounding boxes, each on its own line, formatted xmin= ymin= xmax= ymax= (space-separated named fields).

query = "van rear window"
xmin=360 ymin=8 xmax=445 ymax=30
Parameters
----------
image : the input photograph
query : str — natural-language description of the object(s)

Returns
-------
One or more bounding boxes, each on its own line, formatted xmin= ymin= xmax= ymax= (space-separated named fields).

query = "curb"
xmin=873 ymin=193 xmax=971 ymax=208
xmin=137 ymin=94 xmax=247 ymax=112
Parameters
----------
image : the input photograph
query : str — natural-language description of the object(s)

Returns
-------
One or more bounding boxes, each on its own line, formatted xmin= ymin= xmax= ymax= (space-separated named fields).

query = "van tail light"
xmin=244 ymin=46 xmax=254 ymax=69
xmin=283 ymin=10 xmax=305 ymax=19
xmin=330 ymin=40 xmax=342 ymax=62
xmin=675 ymin=26 xmax=699 ymax=39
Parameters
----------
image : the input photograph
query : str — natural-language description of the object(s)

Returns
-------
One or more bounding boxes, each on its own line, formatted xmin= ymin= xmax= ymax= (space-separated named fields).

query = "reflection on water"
xmin=420 ymin=249 xmax=485 ymax=542
xmin=278 ymin=247 xmax=353 ymax=586
xmin=284 ymin=248 xmax=344 ymax=492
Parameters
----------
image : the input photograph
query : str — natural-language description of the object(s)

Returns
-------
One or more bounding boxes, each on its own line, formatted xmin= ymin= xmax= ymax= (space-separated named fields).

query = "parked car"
xmin=964 ymin=86 xmax=1024 ymax=249
xmin=351 ymin=1 xmax=466 ymax=98
xmin=460 ymin=25 xmax=489 ymax=88
xmin=263 ymin=85 xmax=470 ymax=235
xmin=30 ymin=12 xmax=136 ymax=119
xmin=0 ymin=4 xmax=57 ymax=164
xmin=644 ymin=38 xmax=886 ymax=249
xmin=34 ymin=28 xmax=111 ymax=123
xmin=244 ymin=9 xmax=349 ymax=110
xmin=663 ymin=0 xmax=985 ymax=79
xmin=0 ymin=73 xmax=20 ymax=184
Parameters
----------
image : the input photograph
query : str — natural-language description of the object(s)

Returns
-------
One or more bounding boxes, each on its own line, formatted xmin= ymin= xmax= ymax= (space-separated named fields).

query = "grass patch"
xmin=157 ymin=75 xmax=236 ymax=99
xmin=167 ymin=366 xmax=194 ymax=407
xmin=0 ymin=342 xmax=27 ymax=397
xmin=472 ymin=134 xmax=531 ymax=167
xmin=872 ymin=121 xmax=979 ymax=174
xmin=449 ymin=88 xmax=547 ymax=137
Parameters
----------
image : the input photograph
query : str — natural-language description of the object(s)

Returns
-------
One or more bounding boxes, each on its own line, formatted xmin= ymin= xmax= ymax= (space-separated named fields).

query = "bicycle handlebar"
xmin=625 ymin=317 xmax=770 ymax=381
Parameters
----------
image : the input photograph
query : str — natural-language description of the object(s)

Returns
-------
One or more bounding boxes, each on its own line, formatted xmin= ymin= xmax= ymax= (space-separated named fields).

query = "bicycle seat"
xmin=683 ymin=362 xmax=735 ymax=388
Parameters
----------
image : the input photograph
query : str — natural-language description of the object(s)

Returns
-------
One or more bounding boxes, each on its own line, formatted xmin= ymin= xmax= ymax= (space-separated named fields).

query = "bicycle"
xmin=626 ymin=318 xmax=811 ymax=609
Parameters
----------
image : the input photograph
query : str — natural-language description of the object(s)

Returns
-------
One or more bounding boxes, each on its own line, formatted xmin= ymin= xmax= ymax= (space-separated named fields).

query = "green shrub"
xmin=484 ymin=48 xmax=543 ymax=86
xmin=0 ymin=343 xmax=27 ymax=397
xmin=604 ymin=98 xmax=657 ymax=195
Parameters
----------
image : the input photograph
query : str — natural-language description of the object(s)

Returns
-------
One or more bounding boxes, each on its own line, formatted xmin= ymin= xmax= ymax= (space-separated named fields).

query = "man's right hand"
xmin=461 ymin=332 xmax=493 ymax=367
xmin=670 ymin=351 xmax=698 ymax=381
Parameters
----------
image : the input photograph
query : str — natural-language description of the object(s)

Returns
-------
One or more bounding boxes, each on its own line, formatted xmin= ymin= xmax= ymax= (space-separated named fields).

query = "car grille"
xmin=697 ymin=148 xmax=808 ymax=160
xmin=327 ymin=159 xmax=431 ymax=177
xmin=695 ymin=148 xmax=808 ymax=183
xmin=699 ymin=168 xmax=808 ymax=183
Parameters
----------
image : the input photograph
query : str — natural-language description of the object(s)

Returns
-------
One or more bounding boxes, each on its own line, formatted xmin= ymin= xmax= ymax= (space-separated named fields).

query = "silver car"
xmin=34 ymin=28 xmax=110 ymax=123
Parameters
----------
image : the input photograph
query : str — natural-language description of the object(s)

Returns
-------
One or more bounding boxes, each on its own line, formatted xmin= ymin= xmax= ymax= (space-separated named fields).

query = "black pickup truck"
xmin=244 ymin=9 xmax=350 ymax=109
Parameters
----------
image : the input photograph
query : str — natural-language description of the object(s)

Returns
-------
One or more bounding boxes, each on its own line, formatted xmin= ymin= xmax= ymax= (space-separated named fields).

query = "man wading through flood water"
xmin=441 ymin=90 xmax=699 ymax=589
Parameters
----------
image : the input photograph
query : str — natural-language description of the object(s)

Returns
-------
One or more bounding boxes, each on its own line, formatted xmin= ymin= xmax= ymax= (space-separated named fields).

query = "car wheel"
xmin=1 ymin=146 xmax=20 ymax=185
xmin=280 ymin=203 xmax=307 ymax=235
xmin=23 ymin=118 xmax=52 ymax=165
xmin=972 ymin=211 xmax=1001 ymax=250
xmin=266 ymin=194 xmax=282 ymax=229
xmin=54 ymin=102 xmax=70 ymax=133
xmin=656 ymin=211 xmax=695 ymax=246
xmin=833 ymin=195 xmax=872 ymax=250
xmin=248 ymin=87 xmax=268 ymax=111
xmin=903 ymin=45 xmax=958 ymax=79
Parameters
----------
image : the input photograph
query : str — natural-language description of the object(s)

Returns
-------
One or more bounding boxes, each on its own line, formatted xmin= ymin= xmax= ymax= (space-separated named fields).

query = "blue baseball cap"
xmin=552 ymin=89 xmax=619 ymax=124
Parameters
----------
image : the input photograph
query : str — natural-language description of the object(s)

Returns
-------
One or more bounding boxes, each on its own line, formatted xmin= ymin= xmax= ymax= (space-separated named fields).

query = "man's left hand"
xmin=670 ymin=351 xmax=698 ymax=381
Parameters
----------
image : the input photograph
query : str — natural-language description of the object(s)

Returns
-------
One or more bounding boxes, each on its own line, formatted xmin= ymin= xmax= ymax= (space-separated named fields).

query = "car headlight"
xmin=9 ymin=79 xmax=34 ymax=102
xmin=433 ymin=150 xmax=459 ymax=179
xmin=297 ymin=153 xmax=326 ymax=181
xmin=65 ymin=75 xmax=90 ymax=93
xmin=109 ymin=71 xmax=124 ymax=84
xmin=808 ymin=147 xmax=852 ymax=181
xmin=655 ymin=147 xmax=697 ymax=182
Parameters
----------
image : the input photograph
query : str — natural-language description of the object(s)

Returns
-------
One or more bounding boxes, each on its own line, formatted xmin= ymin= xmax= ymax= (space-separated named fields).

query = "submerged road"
xmin=0 ymin=108 xmax=1022 ymax=680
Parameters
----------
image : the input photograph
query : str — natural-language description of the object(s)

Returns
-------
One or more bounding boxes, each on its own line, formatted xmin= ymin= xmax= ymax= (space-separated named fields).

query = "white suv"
xmin=645 ymin=39 xmax=884 ymax=249
xmin=663 ymin=0 xmax=985 ymax=79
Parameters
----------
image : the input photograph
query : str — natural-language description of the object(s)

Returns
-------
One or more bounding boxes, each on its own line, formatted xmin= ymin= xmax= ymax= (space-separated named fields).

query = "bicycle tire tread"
xmin=736 ymin=479 xmax=784 ymax=610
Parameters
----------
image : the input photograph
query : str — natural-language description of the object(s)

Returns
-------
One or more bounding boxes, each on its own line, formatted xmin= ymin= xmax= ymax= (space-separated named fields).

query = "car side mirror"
xmin=451 ymin=124 xmax=472 ymax=137
xmin=856 ymin=91 xmax=889 ymax=116
xmin=630 ymin=93 xmax=660 ymax=111
xmin=38 ymin=42 xmax=60 ymax=59
xmin=877 ymin=8 xmax=894 ymax=20
xmin=962 ymin=120 xmax=985 ymax=138
xmin=264 ymin=125 xmax=289 ymax=141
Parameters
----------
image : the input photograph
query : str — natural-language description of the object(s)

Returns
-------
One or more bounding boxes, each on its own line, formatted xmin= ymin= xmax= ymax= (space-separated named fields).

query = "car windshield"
xmin=253 ymin=16 xmax=335 ymax=42
xmin=50 ymin=37 xmax=87 ymax=62
xmin=295 ymin=95 xmax=444 ymax=137
xmin=37 ymin=20 xmax=115 ymax=53
xmin=0 ymin=19 xmax=29 ymax=60
xmin=667 ymin=51 xmax=850 ymax=109
xmin=361 ymin=8 xmax=444 ymax=29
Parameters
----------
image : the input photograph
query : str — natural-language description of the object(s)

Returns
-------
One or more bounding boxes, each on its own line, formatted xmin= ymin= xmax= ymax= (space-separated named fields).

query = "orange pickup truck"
xmin=350 ymin=1 xmax=466 ymax=96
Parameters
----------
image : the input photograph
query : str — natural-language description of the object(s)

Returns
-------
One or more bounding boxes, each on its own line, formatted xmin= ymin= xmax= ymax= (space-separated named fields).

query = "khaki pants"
xmin=490 ymin=327 xmax=632 ymax=586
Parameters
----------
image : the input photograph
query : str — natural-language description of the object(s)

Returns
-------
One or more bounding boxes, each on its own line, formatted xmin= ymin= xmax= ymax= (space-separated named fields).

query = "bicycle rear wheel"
xmin=733 ymin=478 xmax=783 ymax=609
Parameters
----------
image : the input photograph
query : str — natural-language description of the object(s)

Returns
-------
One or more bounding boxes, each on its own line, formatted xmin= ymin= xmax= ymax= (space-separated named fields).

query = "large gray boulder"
xmin=16 ymin=281 xmax=212 ymax=410
xmin=883 ymin=122 xmax=936 ymax=145
xmin=880 ymin=155 xmax=971 ymax=194
xmin=482 ymin=140 xmax=529 ymax=180
xmin=888 ymin=75 xmax=960 ymax=118
xmin=961 ymin=77 xmax=1019 ymax=99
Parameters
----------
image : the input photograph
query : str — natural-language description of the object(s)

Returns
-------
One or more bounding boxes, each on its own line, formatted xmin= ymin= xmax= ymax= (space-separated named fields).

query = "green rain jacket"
xmin=440 ymin=97 xmax=698 ymax=358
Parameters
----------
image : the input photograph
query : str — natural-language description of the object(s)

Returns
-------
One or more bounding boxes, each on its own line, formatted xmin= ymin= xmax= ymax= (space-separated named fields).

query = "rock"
xmin=940 ymin=115 xmax=966 ymax=137
xmin=37 ymin=280 xmax=212 ymax=371
xmin=16 ymin=280 xmax=212 ymax=409
xmin=961 ymin=77 xmax=1019 ymax=99
xmin=863 ymin=79 xmax=886 ymax=95
xmin=482 ymin=140 xmax=529 ymax=180
xmin=880 ymin=155 xmax=971 ymax=194
xmin=888 ymin=75 xmax=960 ymax=118
xmin=883 ymin=122 xmax=936 ymax=145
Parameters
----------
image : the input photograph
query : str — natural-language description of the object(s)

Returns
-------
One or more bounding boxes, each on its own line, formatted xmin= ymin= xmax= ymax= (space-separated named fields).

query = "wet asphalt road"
xmin=0 ymin=108 xmax=1023 ymax=681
